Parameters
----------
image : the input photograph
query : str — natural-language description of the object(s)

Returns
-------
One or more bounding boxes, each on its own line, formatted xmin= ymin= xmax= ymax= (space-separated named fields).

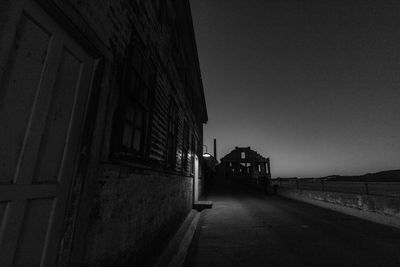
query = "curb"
xmin=155 ymin=209 xmax=200 ymax=267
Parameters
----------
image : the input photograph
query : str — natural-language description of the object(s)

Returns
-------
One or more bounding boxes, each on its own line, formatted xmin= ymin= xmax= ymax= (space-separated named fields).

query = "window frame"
xmin=111 ymin=42 xmax=156 ymax=163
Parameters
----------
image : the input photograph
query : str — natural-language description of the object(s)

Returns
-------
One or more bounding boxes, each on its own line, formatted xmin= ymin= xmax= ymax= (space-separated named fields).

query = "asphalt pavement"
xmin=185 ymin=179 xmax=400 ymax=267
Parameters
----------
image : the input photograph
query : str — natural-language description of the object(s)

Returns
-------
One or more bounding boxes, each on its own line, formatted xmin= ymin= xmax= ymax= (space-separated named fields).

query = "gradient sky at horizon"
xmin=190 ymin=0 xmax=400 ymax=178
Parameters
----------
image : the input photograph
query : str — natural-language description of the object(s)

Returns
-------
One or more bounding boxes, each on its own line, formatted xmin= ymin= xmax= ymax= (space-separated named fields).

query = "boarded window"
xmin=241 ymin=152 xmax=245 ymax=159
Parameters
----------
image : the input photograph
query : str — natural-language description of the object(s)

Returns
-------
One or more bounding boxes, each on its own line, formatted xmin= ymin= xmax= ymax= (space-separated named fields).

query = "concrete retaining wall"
xmin=277 ymin=187 xmax=400 ymax=229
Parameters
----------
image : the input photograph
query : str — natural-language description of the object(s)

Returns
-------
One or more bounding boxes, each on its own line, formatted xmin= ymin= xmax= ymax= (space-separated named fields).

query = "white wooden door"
xmin=0 ymin=1 xmax=95 ymax=266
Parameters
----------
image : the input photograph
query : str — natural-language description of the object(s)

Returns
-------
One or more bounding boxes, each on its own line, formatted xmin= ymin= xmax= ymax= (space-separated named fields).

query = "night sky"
xmin=190 ymin=0 xmax=400 ymax=178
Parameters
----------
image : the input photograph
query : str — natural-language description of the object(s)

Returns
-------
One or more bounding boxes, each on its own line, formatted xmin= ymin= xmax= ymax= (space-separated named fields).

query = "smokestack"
xmin=213 ymin=138 xmax=217 ymax=160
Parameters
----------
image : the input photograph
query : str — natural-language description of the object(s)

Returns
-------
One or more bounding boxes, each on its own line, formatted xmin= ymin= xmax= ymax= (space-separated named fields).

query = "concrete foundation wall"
xmin=277 ymin=187 xmax=400 ymax=229
xmin=84 ymin=164 xmax=193 ymax=266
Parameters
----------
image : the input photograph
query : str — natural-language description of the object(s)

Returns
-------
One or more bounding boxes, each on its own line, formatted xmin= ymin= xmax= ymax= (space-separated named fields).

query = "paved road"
xmin=185 ymin=180 xmax=400 ymax=267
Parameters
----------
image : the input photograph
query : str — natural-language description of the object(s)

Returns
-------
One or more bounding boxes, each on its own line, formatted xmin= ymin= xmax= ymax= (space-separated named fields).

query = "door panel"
xmin=13 ymin=197 xmax=55 ymax=267
xmin=0 ymin=11 xmax=52 ymax=183
xmin=0 ymin=201 xmax=9 ymax=234
xmin=0 ymin=0 xmax=95 ymax=266
xmin=31 ymin=48 xmax=83 ymax=184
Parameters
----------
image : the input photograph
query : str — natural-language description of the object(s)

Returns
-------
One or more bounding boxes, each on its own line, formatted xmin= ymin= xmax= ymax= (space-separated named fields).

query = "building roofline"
xmin=220 ymin=146 xmax=268 ymax=162
xmin=183 ymin=0 xmax=208 ymax=123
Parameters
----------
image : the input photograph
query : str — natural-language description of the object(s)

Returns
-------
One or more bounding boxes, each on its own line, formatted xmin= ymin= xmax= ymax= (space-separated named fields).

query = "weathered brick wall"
xmin=84 ymin=165 xmax=193 ymax=266
xmin=48 ymin=0 xmax=206 ymax=265
xmin=62 ymin=0 xmax=203 ymax=170
xmin=65 ymin=0 xmax=154 ymax=58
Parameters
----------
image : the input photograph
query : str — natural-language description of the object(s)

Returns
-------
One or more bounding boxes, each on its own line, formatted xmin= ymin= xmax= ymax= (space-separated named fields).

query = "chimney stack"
xmin=213 ymin=138 xmax=217 ymax=160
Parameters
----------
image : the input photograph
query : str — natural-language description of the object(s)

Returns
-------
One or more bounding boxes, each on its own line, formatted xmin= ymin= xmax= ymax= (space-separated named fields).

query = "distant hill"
xmin=275 ymin=170 xmax=400 ymax=182
xmin=323 ymin=170 xmax=400 ymax=182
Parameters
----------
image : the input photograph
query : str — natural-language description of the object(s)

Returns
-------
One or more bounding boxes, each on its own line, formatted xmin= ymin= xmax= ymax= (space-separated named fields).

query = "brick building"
xmin=0 ymin=0 xmax=207 ymax=266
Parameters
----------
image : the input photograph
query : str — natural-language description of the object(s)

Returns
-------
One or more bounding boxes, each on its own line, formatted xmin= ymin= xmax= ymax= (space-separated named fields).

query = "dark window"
xmin=166 ymin=100 xmax=178 ymax=169
xmin=112 ymin=44 xmax=155 ymax=161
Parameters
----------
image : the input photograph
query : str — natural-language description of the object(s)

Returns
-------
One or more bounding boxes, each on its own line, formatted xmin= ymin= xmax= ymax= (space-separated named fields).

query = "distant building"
xmin=219 ymin=147 xmax=271 ymax=185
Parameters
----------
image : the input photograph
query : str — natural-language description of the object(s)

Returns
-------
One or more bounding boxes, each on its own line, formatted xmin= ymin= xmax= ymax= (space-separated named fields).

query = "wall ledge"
xmin=277 ymin=188 xmax=400 ymax=229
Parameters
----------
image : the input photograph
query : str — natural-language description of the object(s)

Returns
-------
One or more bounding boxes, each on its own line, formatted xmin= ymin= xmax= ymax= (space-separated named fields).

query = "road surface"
xmin=185 ymin=179 xmax=400 ymax=267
